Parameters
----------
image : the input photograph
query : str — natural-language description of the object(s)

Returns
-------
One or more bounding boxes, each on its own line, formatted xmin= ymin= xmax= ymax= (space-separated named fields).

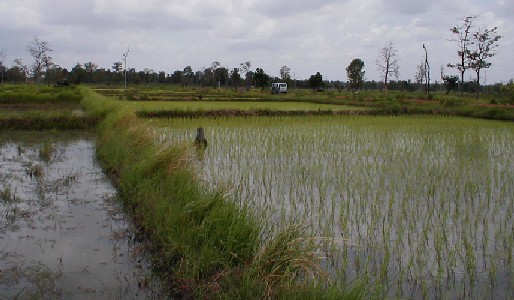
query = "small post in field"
xmin=195 ymin=127 xmax=208 ymax=148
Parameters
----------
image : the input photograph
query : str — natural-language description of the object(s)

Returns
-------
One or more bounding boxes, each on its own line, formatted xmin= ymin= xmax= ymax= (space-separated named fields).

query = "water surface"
xmin=0 ymin=131 xmax=166 ymax=299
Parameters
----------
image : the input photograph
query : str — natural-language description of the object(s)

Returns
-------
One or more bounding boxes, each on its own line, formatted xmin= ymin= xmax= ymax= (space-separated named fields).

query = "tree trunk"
xmin=460 ymin=70 xmax=464 ymax=96
xmin=476 ymin=70 xmax=480 ymax=99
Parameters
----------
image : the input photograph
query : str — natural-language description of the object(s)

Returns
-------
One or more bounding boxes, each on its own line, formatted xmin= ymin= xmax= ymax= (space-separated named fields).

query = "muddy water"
xmin=0 ymin=132 xmax=167 ymax=299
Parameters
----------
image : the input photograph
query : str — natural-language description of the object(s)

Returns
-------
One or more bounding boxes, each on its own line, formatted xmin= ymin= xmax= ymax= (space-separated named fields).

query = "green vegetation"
xmin=4 ymin=83 xmax=514 ymax=298
xmin=155 ymin=115 xmax=514 ymax=298
xmin=0 ymin=84 xmax=97 ymax=129
xmin=80 ymin=88 xmax=375 ymax=298
xmin=0 ymin=84 xmax=82 ymax=104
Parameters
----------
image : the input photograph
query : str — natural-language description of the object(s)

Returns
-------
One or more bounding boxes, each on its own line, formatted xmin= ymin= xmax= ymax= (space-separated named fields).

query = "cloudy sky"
xmin=1 ymin=0 xmax=512 ymax=83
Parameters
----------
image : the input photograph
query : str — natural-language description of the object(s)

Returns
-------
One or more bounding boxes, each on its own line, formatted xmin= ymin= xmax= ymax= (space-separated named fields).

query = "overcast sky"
xmin=1 ymin=0 xmax=512 ymax=83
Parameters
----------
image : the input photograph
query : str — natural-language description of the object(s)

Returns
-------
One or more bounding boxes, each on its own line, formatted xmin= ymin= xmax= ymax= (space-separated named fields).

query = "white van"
xmin=271 ymin=83 xmax=288 ymax=94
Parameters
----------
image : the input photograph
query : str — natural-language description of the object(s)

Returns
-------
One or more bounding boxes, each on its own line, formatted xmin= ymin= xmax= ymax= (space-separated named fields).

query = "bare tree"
xmin=122 ymin=47 xmax=130 ymax=90
xmin=27 ymin=37 xmax=53 ymax=84
xmin=0 ymin=50 xmax=6 ymax=84
xmin=468 ymin=26 xmax=501 ymax=98
xmin=448 ymin=15 xmax=477 ymax=95
xmin=376 ymin=41 xmax=399 ymax=94
xmin=279 ymin=65 xmax=291 ymax=81
xmin=239 ymin=61 xmax=251 ymax=89
xmin=423 ymin=44 xmax=430 ymax=95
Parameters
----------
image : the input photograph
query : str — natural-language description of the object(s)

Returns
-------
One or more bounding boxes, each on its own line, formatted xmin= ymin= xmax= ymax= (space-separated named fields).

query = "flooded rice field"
xmin=0 ymin=131 xmax=166 ymax=299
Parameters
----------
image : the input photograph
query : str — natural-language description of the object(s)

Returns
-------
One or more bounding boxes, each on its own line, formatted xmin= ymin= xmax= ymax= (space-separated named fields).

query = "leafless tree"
xmin=423 ymin=44 xmax=430 ymax=95
xmin=239 ymin=61 xmax=251 ymax=89
xmin=122 ymin=47 xmax=130 ymax=90
xmin=280 ymin=66 xmax=291 ymax=81
xmin=448 ymin=15 xmax=477 ymax=95
xmin=0 ymin=50 xmax=6 ymax=84
xmin=27 ymin=37 xmax=53 ymax=84
xmin=376 ymin=41 xmax=399 ymax=94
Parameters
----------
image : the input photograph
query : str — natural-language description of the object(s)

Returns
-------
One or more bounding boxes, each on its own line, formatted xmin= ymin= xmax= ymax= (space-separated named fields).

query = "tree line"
xmin=0 ymin=15 xmax=504 ymax=96
xmin=345 ymin=15 xmax=502 ymax=97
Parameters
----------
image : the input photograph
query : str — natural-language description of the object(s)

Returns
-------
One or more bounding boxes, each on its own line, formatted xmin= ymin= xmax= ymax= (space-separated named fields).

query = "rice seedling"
xmin=39 ymin=142 xmax=53 ymax=162
xmin=154 ymin=115 xmax=514 ymax=298
xmin=0 ymin=184 xmax=16 ymax=203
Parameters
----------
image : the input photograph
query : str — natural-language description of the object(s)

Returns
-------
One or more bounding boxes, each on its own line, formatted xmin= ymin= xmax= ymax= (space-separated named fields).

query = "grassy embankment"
xmin=80 ymin=87 xmax=376 ymax=299
xmin=0 ymin=84 xmax=97 ymax=129
xmin=95 ymin=86 xmax=514 ymax=121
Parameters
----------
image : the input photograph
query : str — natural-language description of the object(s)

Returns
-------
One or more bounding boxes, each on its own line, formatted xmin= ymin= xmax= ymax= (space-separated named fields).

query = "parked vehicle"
xmin=271 ymin=83 xmax=288 ymax=94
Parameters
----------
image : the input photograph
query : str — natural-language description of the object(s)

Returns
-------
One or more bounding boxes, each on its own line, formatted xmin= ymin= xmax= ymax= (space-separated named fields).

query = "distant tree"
xmin=448 ymin=15 xmax=477 ymax=95
xmin=71 ymin=63 xmax=86 ymax=84
xmin=144 ymin=68 xmax=155 ymax=85
xmin=195 ymin=69 xmax=205 ymax=87
xmin=230 ymin=68 xmax=241 ymax=88
xmin=14 ymin=58 xmax=30 ymax=83
xmin=182 ymin=66 xmax=193 ymax=86
xmin=27 ymin=37 xmax=53 ymax=84
xmin=468 ymin=26 xmax=501 ymax=98
xmin=279 ymin=65 xmax=291 ymax=81
xmin=122 ymin=47 xmax=130 ymax=90
xmin=112 ymin=61 xmax=123 ymax=73
xmin=210 ymin=61 xmax=221 ymax=87
xmin=346 ymin=58 xmax=365 ymax=92
xmin=254 ymin=68 xmax=270 ymax=88
xmin=203 ymin=67 xmax=214 ymax=86
xmin=6 ymin=65 xmax=26 ymax=83
xmin=414 ymin=60 xmax=426 ymax=93
xmin=246 ymin=70 xmax=255 ymax=88
xmin=422 ymin=44 xmax=430 ymax=95
xmin=171 ymin=70 xmax=182 ymax=84
xmin=158 ymin=71 xmax=166 ymax=83
xmin=0 ymin=50 xmax=5 ymax=84
xmin=215 ymin=67 xmax=229 ymax=87
xmin=376 ymin=41 xmax=399 ymax=94
xmin=240 ymin=61 xmax=251 ymax=89
xmin=308 ymin=72 xmax=324 ymax=90
xmin=84 ymin=62 xmax=98 ymax=83
xmin=443 ymin=75 xmax=459 ymax=94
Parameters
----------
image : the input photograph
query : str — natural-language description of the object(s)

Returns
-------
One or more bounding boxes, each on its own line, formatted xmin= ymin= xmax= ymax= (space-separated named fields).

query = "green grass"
xmin=80 ymin=87 xmax=374 ymax=299
xmin=0 ymin=85 xmax=97 ymax=129
xmin=130 ymin=100 xmax=365 ymax=112
xmin=0 ymin=84 xmax=82 ymax=104
xmin=7 ymin=82 xmax=512 ymax=297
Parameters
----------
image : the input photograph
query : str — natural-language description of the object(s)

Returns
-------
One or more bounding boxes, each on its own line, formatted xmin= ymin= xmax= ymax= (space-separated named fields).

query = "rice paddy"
xmin=133 ymin=100 xmax=365 ymax=113
xmin=154 ymin=115 xmax=514 ymax=299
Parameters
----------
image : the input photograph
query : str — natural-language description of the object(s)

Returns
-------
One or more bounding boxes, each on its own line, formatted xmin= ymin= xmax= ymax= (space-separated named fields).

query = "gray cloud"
xmin=0 ymin=0 xmax=512 ymax=82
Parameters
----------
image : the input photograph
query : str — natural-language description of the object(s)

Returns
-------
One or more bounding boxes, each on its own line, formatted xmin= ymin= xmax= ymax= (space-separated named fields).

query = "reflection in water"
xmin=0 ymin=131 xmax=167 ymax=299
